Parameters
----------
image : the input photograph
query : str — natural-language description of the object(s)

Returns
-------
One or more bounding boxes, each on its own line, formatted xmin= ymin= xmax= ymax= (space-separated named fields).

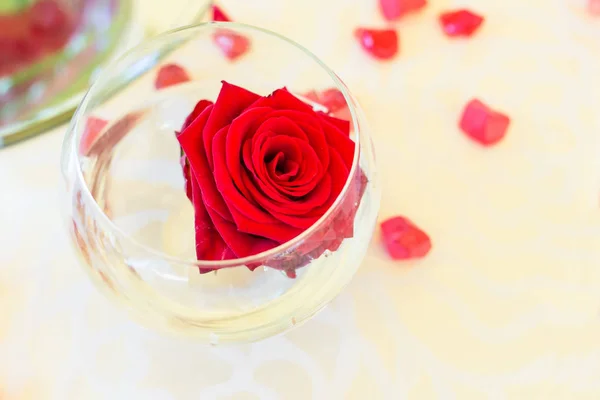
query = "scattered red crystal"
xmin=213 ymin=30 xmax=250 ymax=60
xmin=439 ymin=9 xmax=484 ymax=37
xmin=80 ymin=117 xmax=108 ymax=155
xmin=354 ymin=28 xmax=399 ymax=60
xmin=381 ymin=216 xmax=431 ymax=260
xmin=319 ymin=88 xmax=347 ymax=112
xmin=589 ymin=0 xmax=600 ymax=15
xmin=209 ymin=5 xmax=250 ymax=60
xmin=459 ymin=99 xmax=510 ymax=146
xmin=379 ymin=0 xmax=427 ymax=21
xmin=212 ymin=5 xmax=231 ymax=22
xmin=154 ymin=63 xmax=191 ymax=89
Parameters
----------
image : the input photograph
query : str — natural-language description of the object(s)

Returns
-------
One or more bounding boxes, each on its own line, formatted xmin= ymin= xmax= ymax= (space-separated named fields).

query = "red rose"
xmin=177 ymin=82 xmax=361 ymax=271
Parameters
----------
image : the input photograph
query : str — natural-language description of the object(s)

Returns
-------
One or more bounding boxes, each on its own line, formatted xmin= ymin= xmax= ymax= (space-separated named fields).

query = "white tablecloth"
xmin=2 ymin=0 xmax=600 ymax=398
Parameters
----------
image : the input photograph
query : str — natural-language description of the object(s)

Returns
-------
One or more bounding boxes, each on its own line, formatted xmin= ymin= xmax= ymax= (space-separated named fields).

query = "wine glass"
xmin=61 ymin=22 xmax=380 ymax=343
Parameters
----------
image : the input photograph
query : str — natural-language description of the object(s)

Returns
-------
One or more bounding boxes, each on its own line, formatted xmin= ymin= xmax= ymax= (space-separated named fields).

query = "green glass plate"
xmin=0 ymin=0 xmax=210 ymax=148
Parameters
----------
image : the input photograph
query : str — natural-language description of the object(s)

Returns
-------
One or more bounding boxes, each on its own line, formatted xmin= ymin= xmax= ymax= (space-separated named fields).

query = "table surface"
xmin=2 ymin=0 xmax=600 ymax=398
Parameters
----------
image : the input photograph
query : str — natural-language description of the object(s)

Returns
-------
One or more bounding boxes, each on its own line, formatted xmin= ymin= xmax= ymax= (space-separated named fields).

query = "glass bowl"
xmin=61 ymin=22 xmax=380 ymax=343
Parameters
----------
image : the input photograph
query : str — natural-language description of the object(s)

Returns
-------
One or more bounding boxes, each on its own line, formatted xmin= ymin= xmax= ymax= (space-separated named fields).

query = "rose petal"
xmin=190 ymin=171 xmax=236 ymax=261
xmin=253 ymin=88 xmax=314 ymax=112
xmin=265 ymin=110 xmax=331 ymax=175
xmin=178 ymin=104 xmax=233 ymax=221
xmin=318 ymin=112 xmax=351 ymax=136
xmin=439 ymin=9 xmax=484 ymax=37
xmin=154 ymin=63 xmax=191 ymax=90
xmin=204 ymin=81 xmax=260 ymax=168
xmin=205 ymin=205 xmax=278 ymax=258
xmin=354 ymin=28 xmax=399 ymax=60
xmin=320 ymin=118 xmax=355 ymax=169
xmin=212 ymin=5 xmax=231 ymax=22
xmin=212 ymin=128 xmax=281 ymax=224
xmin=180 ymin=100 xmax=213 ymax=132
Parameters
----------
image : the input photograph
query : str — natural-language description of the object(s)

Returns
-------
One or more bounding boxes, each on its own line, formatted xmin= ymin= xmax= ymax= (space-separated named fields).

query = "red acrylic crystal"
xmin=459 ymin=99 xmax=510 ymax=146
xmin=379 ymin=0 xmax=427 ymax=21
xmin=212 ymin=5 xmax=231 ymax=22
xmin=354 ymin=28 xmax=399 ymax=60
xmin=319 ymin=88 xmax=347 ymax=113
xmin=589 ymin=0 xmax=600 ymax=15
xmin=154 ymin=63 xmax=191 ymax=90
xmin=381 ymin=216 xmax=431 ymax=260
xmin=213 ymin=30 xmax=250 ymax=60
xmin=439 ymin=9 xmax=484 ymax=37
xmin=80 ymin=117 xmax=108 ymax=155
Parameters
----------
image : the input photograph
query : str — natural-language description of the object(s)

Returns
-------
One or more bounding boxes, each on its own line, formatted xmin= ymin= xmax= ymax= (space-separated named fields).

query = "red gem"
xmin=589 ymin=0 xmax=600 ymax=15
xmin=459 ymin=99 xmax=510 ymax=146
xmin=212 ymin=5 xmax=231 ymax=22
xmin=320 ymin=88 xmax=347 ymax=113
xmin=354 ymin=28 xmax=399 ymax=60
xmin=80 ymin=117 xmax=108 ymax=155
xmin=381 ymin=216 xmax=431 ymax=260
xmin=439 ymin=9 xmax=484 ymax=37
xmin=213 ymin=30 xmax=250 ymax=60
xmin=154 ymin=63 xmax=191 ymax=89
xmin=379 ymin=0 xmax=427 ymax=21
xmin=302 ymin=90 xmax=320 ymax=103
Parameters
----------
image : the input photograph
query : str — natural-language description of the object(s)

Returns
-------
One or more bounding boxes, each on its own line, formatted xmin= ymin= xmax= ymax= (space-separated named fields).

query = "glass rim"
xmin=65 ymin=21 xmax=362 ymax=269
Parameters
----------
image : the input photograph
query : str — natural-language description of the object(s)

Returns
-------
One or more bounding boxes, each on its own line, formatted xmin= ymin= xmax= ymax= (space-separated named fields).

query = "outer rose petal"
xmin=190 ymin=171 xmax=235 ymax=261
xmin=320 ymin=118 xmax=355 ymax=168
xmin=318 ymin=112 xmax=351 ymax=136
xmin=178 ymin=105 xmax=232 ymax=221
xmin=203 ymin=82 xmax=260 ymax=168
xmin=181 ymin=100 xmax=213 ymax=131
xmin=226 ymin=107 xmax=272 ymax=199
xmin=253 ymin=88 xmax=314 ymax=112
xmin=205 ymin=205 xmax=278 ymax=257
xmin=179 ymin=100 xmax=213 ymax=202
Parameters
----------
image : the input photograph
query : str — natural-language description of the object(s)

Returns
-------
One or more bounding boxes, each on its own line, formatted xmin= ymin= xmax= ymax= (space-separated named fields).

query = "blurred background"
xmin=2 ymin=0 xmax=600 ymax=399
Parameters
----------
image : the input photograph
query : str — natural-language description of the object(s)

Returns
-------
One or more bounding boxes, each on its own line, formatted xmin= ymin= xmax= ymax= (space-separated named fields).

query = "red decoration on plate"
xmin=459 ymin=99 xmax=510 ymax=146
xmin=381 ymin=216 xmax=431 ymax=260
xmin=379 ymin=0 xmax=427 ymax=21
xmin=80 ymin=117 xmax=108 ymax=155
xmin=354 ymin=28 xmax=399 ymax=60
xmin=213 ymin=31 xmax=250 ymax=60
xmin=154 ymin=63 xmax=191 ymax=89
xmin=589 ymin=0 xmax=600 ymax=15
xmin=303 ymin=87 xmax=350 ymax=121
xmin=212 ymin=5 xmax=231 ymax=22
xmin=439 ymin=9 xmax=484 ymax=37
xmin=319 ymin=88 xmax=347 ymax=113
